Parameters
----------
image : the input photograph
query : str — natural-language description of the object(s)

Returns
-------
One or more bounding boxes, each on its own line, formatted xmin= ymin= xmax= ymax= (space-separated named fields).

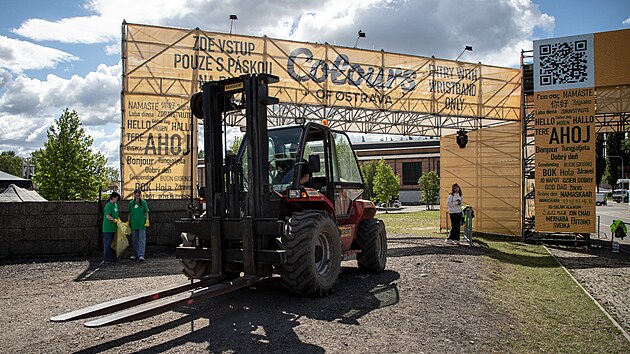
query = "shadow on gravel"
xmin=74 ymin=257 xmax=183 ymax=282
xmin=73 ymin=267 xmax=400 ymax=353
xmin=387 ymin=236 xmax=563 ymax=269
xmin=74 ymin=247 xmax=183 ymax=282
xmin=546 ymin=244 xmax=630 ymax=270
xmin=391 ymin=235 xmax=630 ymax=270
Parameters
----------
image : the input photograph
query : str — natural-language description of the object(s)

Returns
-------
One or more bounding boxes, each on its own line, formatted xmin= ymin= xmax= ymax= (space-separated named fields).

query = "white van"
xmin=612 ymin=189 xmax=628 ymax=203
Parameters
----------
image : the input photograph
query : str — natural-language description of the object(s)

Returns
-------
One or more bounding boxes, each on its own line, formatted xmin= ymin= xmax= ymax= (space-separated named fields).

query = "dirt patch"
xmin=0 ymin=236 xmax=518 ymax=353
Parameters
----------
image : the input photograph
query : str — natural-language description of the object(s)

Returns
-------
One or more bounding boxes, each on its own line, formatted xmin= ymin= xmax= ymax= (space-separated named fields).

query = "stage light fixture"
xmin=456 ymin=129 xmax=468 ymax=148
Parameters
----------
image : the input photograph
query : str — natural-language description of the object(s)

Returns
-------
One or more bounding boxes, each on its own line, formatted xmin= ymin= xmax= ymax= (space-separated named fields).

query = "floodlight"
xmin=455 ymin=46 xmax=473 ymax=61
xmin=229 ymin=14 xmax=238 ymax=35
xmin=354 ymin=30 xmax=366 ymax=48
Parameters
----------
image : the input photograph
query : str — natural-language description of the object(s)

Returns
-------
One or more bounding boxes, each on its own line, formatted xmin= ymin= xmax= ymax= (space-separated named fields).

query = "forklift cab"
xmin=238 ymin=121 xmax=364 ymax=221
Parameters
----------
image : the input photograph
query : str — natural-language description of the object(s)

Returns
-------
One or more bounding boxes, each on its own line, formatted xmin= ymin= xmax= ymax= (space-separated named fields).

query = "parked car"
xmin=612 ymin=189 xmax=629 ymax=203
xmin=595 ymin=193 xmax=607 ymax=206
xmin=376 ymin=200 xmax=402 ymax=209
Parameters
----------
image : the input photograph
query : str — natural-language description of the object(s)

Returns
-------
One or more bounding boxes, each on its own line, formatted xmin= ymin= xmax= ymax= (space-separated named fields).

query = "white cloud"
xmin=11 ymin=0 xmax=194 ymax=44
xmin=104 ymin=43 xmax=120 ymax=56
xmin=12 ymin=16 xmax=116 ymax=44
xmin=0 ymin=113 xmax=52 ymax=155
xmin=85 ymin=126 xmax=107 ymax=140
xmin=200 ymin=0 xmax=555 ymax=67
xmin=265 ymin=0 xmax=555 ymax=67
xmin=96 ymin=135 xmax=121 ymax=168
xmin=2 ymin=0 xmax=557 ymax=158
xmin=623 ymin=16 xmax=630 ymax=25
xmin=10 ymin=0 xmax=554 ymax=68
xmin=0 ymin=63 xmax=121 ymax=124
xmin=0 ymin=63 xmax=121 ymax=155
xmin=0 ymin=69 xmax=11 ymax=89
xmin=0 ymin=35 xmax=78 ymax=74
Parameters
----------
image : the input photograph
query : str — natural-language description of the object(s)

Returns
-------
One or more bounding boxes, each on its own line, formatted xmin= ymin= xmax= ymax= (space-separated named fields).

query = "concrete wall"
xmin=0 ymin=199 xmax=189 ymax=258
xmin=399 ymin=190 xmax=422 ymax=204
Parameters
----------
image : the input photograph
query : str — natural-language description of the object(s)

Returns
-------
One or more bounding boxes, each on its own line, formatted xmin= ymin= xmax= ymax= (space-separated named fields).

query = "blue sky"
xmin=536 ymin=0 xmax=629 ymax=37
xmin=0 ymin=0 xmax=628 ymax=168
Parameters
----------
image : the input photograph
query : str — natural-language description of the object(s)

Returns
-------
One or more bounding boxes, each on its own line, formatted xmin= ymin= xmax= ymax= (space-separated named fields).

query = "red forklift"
xmin=51 ymin=74 xmax=386 ymax=327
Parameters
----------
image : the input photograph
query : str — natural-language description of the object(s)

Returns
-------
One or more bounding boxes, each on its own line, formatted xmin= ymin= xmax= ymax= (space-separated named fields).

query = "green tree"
xmin=33 ymin=109 xmax=107 ymax=200
xmin=229 ymin=136 xmax=243 ymax=154
xmin=604 ymin=132 xmax=623 ymax=189
xmin=30 ymin=149 xmax=41 ymax=162
xmin=333 ymin=134 xmax=361 ymax=182
xmin=373 ymin=158 xmax=400 ymax=208
xmin=418 ymin=170 xmax=440 ymax=210
xmin=360 ymin=160 xmax=378 ymax=200
xmin=595 ymin=134 xmax=605 ymax=192
xmin=104 ymin=166 xmax=119 ymax=187
xmin=0 ymin=151 xmax=23 ymax=177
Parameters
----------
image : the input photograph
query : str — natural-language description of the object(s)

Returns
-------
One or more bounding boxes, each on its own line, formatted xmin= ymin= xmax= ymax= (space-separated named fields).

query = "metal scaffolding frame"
xmin=220 ymin=103 xmax=515 ymax=138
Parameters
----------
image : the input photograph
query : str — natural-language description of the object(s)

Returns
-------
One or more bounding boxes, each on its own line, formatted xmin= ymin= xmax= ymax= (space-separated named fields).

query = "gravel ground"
xmin=2 ymin=226 xmax=628 ymax=353
xmin=0 ymin=235 xmax=520 ymax=353
xmin=546 ymin=245 xmax=630 ymax=334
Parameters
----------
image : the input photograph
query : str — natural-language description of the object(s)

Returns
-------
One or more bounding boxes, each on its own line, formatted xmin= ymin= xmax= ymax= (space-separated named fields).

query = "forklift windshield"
xmin=239 ymin=126 xmax=304 ymax=191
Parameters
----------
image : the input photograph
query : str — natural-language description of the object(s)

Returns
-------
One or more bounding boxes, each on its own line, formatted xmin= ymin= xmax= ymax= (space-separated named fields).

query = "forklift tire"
xmin=356 ymin=218 xmax=387 ymax=272
xmin=278 ymin=210 xmax=341 ymax=297
xmin=179 ymin=234 xmax=210 ymax=279
xmin=180 ymin=259 xmax=212 ymax=279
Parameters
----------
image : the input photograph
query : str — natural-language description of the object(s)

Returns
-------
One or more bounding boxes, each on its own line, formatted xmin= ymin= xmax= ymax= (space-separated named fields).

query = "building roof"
xmin=0 ymin=171 xmax=32 ymax=189
xmin=357 ymin=153 xmax=441 ymax=161
xmin=0 ymin=184 xmax=47 ymax=202
xmin=352 ymin=139 xmax=440 ymax=151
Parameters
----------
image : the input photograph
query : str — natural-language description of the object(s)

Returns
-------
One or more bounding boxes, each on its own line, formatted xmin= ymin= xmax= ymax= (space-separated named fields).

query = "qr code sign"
xmin=534 ymin=34 xmax=593 ymax=92
xmin=539 ymin=40 xmax=589 ymax=86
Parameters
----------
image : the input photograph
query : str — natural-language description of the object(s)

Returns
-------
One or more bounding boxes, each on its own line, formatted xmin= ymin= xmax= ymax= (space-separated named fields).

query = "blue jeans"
xmin=131 ymin=229 xmax=146 ymax=258
xmin=103 ymin=232 xmax=115 ymax=262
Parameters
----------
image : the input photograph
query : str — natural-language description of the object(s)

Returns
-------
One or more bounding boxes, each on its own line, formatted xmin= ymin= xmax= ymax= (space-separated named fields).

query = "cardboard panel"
xmin=594 ymin=29 xmax=630 ymax=87
xmin=440 ymin=122 xmax=522 ymax=236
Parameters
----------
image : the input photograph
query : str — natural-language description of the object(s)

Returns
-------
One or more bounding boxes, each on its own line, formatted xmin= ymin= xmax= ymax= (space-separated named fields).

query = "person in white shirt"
xmin=446 ymin=183 xmax=463 ymax=244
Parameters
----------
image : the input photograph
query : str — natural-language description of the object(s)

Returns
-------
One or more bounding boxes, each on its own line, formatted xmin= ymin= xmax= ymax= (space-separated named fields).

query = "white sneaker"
xmin=453 ymin=240 xmax=460 ymax=245
xmin=139 ymin=256 xmax=145 ymax=261
xmin=130 ymin=256 xmax=137 ymax=260
xmin=445 ymin=239 xmax=453 ymax=244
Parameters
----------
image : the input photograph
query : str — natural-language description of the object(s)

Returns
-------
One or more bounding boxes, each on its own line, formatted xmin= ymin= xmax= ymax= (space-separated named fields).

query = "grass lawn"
xmin=378 ymin=209 xmax=444 ymax=238
xmin=379 ymin=210 xmax=630 ymax=352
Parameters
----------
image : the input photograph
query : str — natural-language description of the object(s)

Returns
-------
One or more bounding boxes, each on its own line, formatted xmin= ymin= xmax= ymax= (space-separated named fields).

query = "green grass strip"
xmin=477 ymin=235 xmax=630 ymax=352
xmin=379 ymin=210 xmax=630 ymax=352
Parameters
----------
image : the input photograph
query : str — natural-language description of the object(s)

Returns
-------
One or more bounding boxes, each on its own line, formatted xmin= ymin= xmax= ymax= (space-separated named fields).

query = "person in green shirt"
xmin=102 ymin=191 xmax=121 ymax=264
xmin=128 ymin=189 xmax=150 ymax=261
